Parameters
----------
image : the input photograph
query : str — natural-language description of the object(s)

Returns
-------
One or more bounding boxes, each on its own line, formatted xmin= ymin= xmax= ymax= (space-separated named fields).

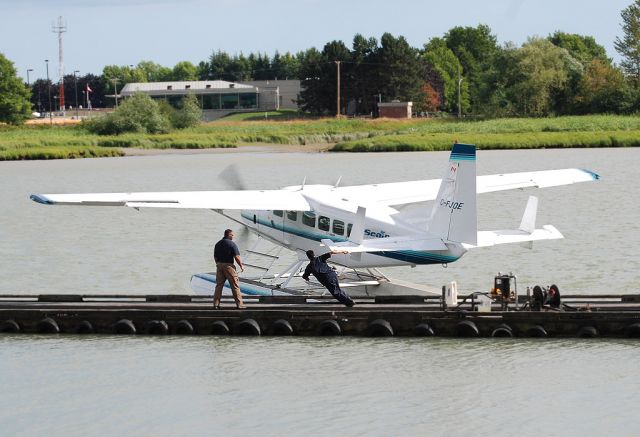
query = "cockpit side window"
xmin=273 ymin=210 xmax=283 ymax=217
xmin=287 ymin=211 xmax=298 ymax=221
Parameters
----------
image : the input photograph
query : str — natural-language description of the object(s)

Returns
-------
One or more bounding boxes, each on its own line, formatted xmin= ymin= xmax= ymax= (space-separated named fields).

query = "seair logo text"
xmin=440 ymin=199 xmax=464 ymax=210
xmin=364 ymin=229 xmax=390 ymax=238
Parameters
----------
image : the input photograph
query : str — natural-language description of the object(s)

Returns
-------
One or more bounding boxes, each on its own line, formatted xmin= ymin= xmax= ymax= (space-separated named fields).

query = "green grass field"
xmin=1 ymin=114 xmax=639 ymax=160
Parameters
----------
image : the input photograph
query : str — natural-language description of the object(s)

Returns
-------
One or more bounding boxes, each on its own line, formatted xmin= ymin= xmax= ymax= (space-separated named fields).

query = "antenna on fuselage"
xmin=334 ymin=176 xmax=342 ymax=187
xmin=300 ymin=176 xmax=306 ymax=191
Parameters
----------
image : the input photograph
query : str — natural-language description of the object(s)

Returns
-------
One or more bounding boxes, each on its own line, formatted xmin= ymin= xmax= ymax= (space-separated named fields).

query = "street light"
xmin=457 ymin=69 xmax=464 ymax=119
xmin=73 ymin=70 xmax=80 ymax=118
xmin=110 ymin=77 xmax=120 ymax=108
xmin=45 ymin=59 xmax=52 ymax=124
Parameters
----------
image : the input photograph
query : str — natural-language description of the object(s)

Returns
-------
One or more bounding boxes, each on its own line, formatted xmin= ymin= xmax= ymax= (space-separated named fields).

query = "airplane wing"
xmin=30 ymin=190 xmax=312 ymax=211
xmin=333 ymin=168 xmax=599 ymax=207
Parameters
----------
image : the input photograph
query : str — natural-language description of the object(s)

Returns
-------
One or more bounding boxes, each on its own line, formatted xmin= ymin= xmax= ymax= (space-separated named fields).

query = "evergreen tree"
xmin=377 ymin=33 xmax=422 ymax=103
xmin=0 ymin=52 xmax=32 ymax=124
xmin=615 ymin=0 xmax=640 ymax=87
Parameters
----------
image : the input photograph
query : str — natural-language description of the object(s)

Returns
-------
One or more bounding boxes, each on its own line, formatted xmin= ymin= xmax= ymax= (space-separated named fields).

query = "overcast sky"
xmin=0 ymin=0 xmax=632 ymax=81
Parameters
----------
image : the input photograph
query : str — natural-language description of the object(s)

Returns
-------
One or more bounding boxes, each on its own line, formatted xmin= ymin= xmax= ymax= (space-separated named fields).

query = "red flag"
xmin=86 ymin=84 xmax=93 ymax=93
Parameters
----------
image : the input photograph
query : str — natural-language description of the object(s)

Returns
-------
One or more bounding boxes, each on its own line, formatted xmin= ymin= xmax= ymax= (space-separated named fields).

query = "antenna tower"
xmin=52 ymin=16 xmax=67 ymax=111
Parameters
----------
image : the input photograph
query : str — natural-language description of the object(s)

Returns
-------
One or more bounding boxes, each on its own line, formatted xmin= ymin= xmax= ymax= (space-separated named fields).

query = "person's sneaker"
xmin=345 ymin=300 xmax=355 ymax=307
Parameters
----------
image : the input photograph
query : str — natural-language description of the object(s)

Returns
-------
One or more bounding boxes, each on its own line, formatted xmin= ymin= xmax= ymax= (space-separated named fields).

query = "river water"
xmin=1 ymin=148 xmax=639 ymax=435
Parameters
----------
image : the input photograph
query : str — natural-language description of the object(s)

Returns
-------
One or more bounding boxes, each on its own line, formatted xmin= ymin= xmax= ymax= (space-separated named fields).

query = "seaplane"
xmin=30 ymin=143 xmax=599 ymax=296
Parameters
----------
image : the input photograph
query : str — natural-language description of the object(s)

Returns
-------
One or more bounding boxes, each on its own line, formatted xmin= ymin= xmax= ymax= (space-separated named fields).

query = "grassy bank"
xmin=1 ymin=114 xmax=639 ymax=160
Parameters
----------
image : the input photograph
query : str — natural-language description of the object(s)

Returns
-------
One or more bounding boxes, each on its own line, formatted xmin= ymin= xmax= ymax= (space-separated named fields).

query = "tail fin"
xmin=428 ymin=143 xmax=477 ymax=245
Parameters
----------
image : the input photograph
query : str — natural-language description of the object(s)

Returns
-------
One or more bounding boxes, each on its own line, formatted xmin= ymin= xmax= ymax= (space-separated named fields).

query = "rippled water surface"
xmin=1 ymin=148 xmax=639 ymax=435
xmin=1 ymin=336 xmax=639 ymax=436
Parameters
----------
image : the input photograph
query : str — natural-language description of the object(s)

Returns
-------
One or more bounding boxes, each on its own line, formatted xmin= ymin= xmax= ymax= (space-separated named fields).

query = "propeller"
xmin=217 ymin=164 xmax=252 ymax=239
xmin=219 ymin=163 xmax=247 ymax=190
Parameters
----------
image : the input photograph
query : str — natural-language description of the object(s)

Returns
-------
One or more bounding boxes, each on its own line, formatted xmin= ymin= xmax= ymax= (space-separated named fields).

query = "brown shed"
xmin=378 ymin=101 xmax=412 ymax=118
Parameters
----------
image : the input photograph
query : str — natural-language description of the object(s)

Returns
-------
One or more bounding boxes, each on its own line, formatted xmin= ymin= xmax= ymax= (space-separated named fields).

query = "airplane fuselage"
xmin=237 ymin=184 xmax=466 ymax=268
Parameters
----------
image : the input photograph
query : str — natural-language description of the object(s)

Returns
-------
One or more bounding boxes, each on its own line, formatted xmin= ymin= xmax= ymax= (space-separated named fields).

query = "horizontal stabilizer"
xmin=469 ymin=225 xmax=563 ymax=248
xmin=321 ymin=235 xmax=447 ymax=253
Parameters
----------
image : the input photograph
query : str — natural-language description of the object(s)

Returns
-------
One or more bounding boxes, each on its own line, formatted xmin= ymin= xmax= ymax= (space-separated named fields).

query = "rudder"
xmin=428 ymin=143 xmax=477 ymax=245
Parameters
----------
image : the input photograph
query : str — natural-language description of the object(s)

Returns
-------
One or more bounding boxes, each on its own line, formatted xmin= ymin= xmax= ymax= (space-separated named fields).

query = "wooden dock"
xmin=2 ymin=293 xmax=640 ymax=338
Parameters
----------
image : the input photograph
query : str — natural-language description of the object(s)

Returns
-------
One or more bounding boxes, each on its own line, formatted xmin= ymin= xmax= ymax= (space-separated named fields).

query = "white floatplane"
xmin=30 ymin=144 xmax=599 ymax=296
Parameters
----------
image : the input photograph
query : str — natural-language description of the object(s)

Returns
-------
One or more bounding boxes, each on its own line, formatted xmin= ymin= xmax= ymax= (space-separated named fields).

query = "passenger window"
xmin=333 ymin=220 xmax=345 ymax=235
xmin=273 ymin=210 xmax=283 ymax=217
xmin=287 ymin=211 xmax=298 ymax=221
xmin=318 ymin=216 xmax=330 ymax=231
xmin=347 ymin=224 xmax=353 ymax=237
xmin=302 ymin=211 xmax=316 ymax=227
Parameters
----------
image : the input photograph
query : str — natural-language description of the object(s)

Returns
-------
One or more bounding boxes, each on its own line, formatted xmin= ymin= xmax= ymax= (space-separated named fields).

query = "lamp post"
xmin=110 ymin=78 xmax=120 ymax=108
xmin=73 ymin=70 xmax=79 ymax=118
xmin=457 ymin=70 xmax=464 ymax=119
xmin=45 ymin=59 xmax=52 ymax=124
xmin=335 ymin=60 xmax=341 ymax=118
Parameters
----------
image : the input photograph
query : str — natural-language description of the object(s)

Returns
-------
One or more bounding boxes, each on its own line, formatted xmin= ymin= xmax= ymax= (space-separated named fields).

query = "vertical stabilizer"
xmin=428 ymin=143 xmax=477 ymax=245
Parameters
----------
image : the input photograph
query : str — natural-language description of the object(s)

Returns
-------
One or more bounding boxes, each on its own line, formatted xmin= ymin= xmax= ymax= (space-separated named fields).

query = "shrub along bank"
xmin=1 ymin=113 xmax=639 ymax=160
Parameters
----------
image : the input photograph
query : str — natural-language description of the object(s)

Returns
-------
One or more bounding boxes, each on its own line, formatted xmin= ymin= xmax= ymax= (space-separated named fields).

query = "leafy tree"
xmin=418 ymin=82 xmax=441 ymax=112
xmin=615 ymin=0 xmax=640 ymax=87
xmin=0 ymin=53 xmax=31 ymax=124
xmin=172 ymin=61 xmax=198 ymax=81
xmin=102 ymin=64 xmax=152 ymax=106
xmin=573 ymin=59 xmax=634 ymax=113
xmin=541 ymin=34 xmax=604 ymax=113
xmin=170 ymin=94 xmax=202 ymax=128
xmin=444 ymin=25 xmax=499 ymax=111
xmin=136 ymin=61 xmax=172 ymax=82
xmin=422 ymin=38 xmax=469 ymax=113
xmin=549 ymin=31 xmax=610 ymax=66
xmin=86 ymin=92 xmax=170 ymax=135
xmin=508 ymin=38 xmax=575 ymax=116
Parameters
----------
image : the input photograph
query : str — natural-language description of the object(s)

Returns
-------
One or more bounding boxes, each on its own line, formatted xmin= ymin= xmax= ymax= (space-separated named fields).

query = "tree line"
xmin=2 ymin=0 xmax=640 ymax=124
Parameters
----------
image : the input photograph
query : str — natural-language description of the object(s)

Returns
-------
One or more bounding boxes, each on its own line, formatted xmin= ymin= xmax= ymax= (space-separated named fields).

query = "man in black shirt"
xmin=213 ymin=229 xmax=245 ymax=309
xmin=302 ymin=249 xmax=355 ymax=307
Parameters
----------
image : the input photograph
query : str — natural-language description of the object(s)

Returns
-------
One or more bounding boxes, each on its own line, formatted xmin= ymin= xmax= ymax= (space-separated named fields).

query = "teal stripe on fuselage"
xmin=241 ymin=212 xmax=460 ymax=265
